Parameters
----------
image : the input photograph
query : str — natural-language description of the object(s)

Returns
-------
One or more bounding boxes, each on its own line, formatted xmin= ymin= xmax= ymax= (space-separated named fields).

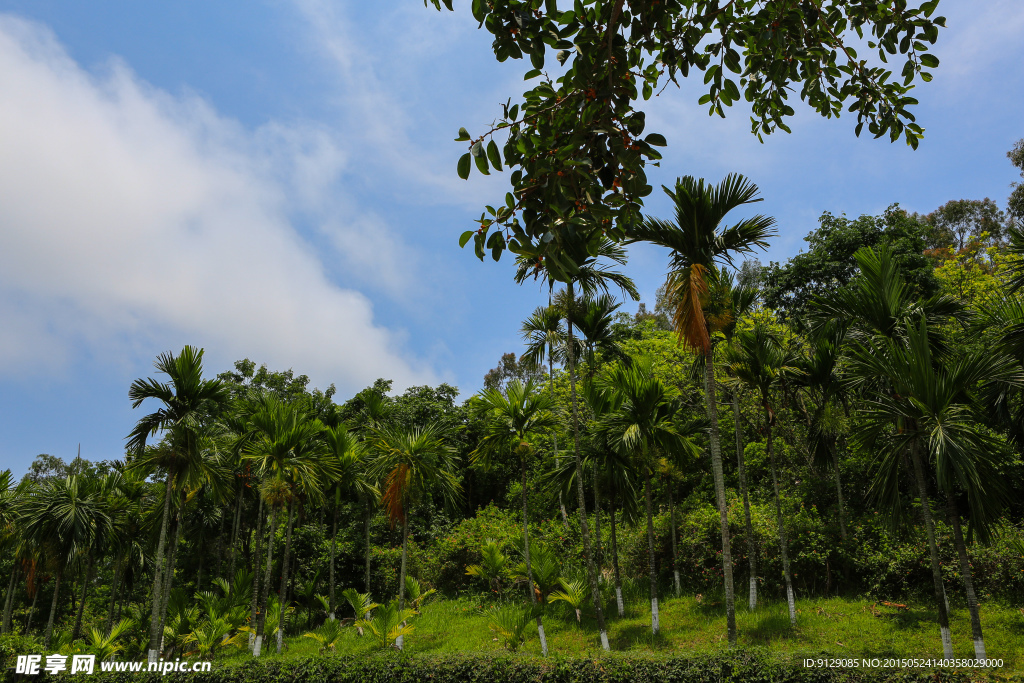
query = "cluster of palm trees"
xmin=485 ymin=173 xmax=1022 ymax=660
xmin=2 ymin=172 xmax=1022 ymax=663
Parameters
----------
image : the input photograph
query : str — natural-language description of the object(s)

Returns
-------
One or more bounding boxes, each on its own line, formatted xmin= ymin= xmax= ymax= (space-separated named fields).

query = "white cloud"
xmin=0 ymin=15 xmax=436 ymax=391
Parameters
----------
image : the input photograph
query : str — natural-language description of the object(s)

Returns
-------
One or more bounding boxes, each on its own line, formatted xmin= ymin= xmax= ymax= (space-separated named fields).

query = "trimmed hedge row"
xmin=10 ymin=651 xmax=1020 ymax=683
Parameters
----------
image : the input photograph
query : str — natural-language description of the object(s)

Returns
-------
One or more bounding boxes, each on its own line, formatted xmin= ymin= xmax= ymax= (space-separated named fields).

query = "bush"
xmin=33 ymin=650 xmax=1017 ymax=683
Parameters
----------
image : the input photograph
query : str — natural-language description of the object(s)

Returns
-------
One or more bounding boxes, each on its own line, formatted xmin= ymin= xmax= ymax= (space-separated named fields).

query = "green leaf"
xmin=457 ymin=153 xmax=472 ymax=179
xmin=456 ymin=127 xmax=471 ymax=141
xmin=470 ymin=141 xmax=484 ymax=157
xmin=459 ymin=230 xmax=475 ymax=248
xmin=474 ymin=152 xmax=491 ymax=175
xmin=644 ymin=133 xmax=667 ymax=146
xmin=524 ymin=69 xmax=542 ymax=80
xmin=919 ymin=53 xmax=939 ymax=68
xmin=486 ymin=140 xmax=503 ymax=171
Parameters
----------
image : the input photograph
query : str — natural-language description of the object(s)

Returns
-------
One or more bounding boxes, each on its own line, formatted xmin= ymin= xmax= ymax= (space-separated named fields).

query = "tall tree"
xmin=847 ymin=317 xmax=1020 ymax=661
xmin=723 ymin=321 xmax=802 ymax=626
xmin=471 ymin=379 xmax=557 ymax=654
xmin=368 ymin=423 xmax=461 ymax=651
xmin=126 ymin=346 xmax=227 ymax=663
xmin=628 ymin=174 xmax=775 ymax=645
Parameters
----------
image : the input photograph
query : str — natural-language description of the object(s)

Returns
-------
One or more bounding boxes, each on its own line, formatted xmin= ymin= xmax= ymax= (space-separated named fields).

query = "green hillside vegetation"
xmin=4 ymin=151 xmax=1024 ymax=676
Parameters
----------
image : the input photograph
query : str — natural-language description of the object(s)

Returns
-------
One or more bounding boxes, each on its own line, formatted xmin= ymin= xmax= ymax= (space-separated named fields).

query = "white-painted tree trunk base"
xmin=538 ymin=624 xmax=548 ymax=655
xmin=253 ymin=635 xmax=262 ymax=657
xmin=786 ymin=586 xmax=796 ymax=626
xmin=396 ymin=634 xmax=404 ymax=650
xmin=147 ymin=650 xmax=157 ymax=665
xmin=616 ymin=587 xmax=624 ymax=617
xmin=276 ymin=626 xmax=283 ymax=653
xmin=940 ymin=626 xmax=953 ymax=659
xmin=973 ymin=637 xmax=986 ymax=662
xmin=673 ymin=571 xmax=680 ymax=598
xmin=749 ymin=577 xmax=757 ymax=610
xmin=651 ymin=598 xmax=660 ymax=635
xmin=329 ymin=613 xmax=335 ymax=621
xmin=599 ymin=630 xmax=610 ymax=651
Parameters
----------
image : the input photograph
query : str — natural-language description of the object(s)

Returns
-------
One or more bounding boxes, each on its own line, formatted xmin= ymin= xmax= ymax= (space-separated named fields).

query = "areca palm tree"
xmin=126 ymin=346 xmax=227 ymax=662
xmin=471 ymin=379 xmax=556 ymax=654
xmin=521 ymin=303 xmax=572 ymax=528
xmin=594 ymin=357 xmax=683 ymax=635
xmin=241 ymin=395 xmax=329 ymax=656
xmin=22 ymin=475 xmax=110 ymax=648
xmin=627 ymin=174 xmax=775 ymax=645
xmin=723 ymin=321 xmax=802 ymax=626
xmin=322 ymin=425 xmax=375 ymax=620
xmin=515 ymin=236 xmax=638 ymax=651
xmin=367 ymin=422 xmax=461 ymax=650
xmin=846 ymin=317 xmax=1021 ymax=660
xmin=715 ymin=272 xmax=760 ymax=609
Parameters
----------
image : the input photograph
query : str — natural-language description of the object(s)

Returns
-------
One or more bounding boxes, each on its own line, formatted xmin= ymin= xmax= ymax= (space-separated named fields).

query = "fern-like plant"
xmin=86 ymin=618 xmax=135 ymax=662
xmin=302 ymin=618 xmax=344 ymax=652
xmin=548 ymin=577 xmax=588 ymax=624
xmin=354 ymin=600 xmax=416 ymax=650
xmin=404 ymin=577 xmax=436 ymax=613
xmin=465 ymin=538 xmax=510 ymax=594
xmin=488 ymin=605 xmax=533 ymax=652
xmin=341 ymin=588 xmax=380 ymax=635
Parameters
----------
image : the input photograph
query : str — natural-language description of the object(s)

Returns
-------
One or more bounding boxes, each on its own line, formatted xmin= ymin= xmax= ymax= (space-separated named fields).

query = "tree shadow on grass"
xmin=877 ymin=608 xmax=933 ymax=631
xmin=744 ymin=612 xmax=797 ymax=644
xmin=610 ymin=623 xmax=673 ymax=651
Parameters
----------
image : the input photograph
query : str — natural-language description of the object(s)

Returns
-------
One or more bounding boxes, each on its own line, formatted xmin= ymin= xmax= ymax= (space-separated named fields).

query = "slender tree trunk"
xmin=72 ymin=553 xmax=94 ymax=640
xmin=609 ymin=498 xmax=624 ymax=617
xmin=766 ymin=413 xmax=796 ymax=626
xmin=44 ymin=568 xmax=62 ymax=649
xmin=593 ymin=461 xmax=603 ymax=569
xmin=248 ymin=497 xmax=264 ymax=651
xmin=643 ymin=467 xmax=659 ymax=635
xmin=733 ymin=392 xmax=757 ymax=610
xmin=228 ymin=492 xmax=243 ymax=590
xmin=196 ymin=535 xmax=204 ymax=592
xmin=25 ymin=580 xmax=40 ymax=632
xmin=105 ymin=559 xmax=122 ymax=635
xmin=565 ymin=282 xmax=610 ymax=650
xmin=521 ymin=458 xmax=548 ymax=655
xmin=549 ymin=353 xmax=571 ymax=530
xmin=396 ymin=515 xmax=410 ymax=651
xmin=669 ymin=481 xmax=680 ymax=598
xmin=910 ymin=440 xmax=953 ymax=658
xmin=947 ymin=492 xmax=985 ymax=660
xmin=329 ymin=500 xmax=339 ymax=620
xmin=157 ymin=511 xmax=183 ymax=653
xmin=704 ymin=353 xmax=736 ymax=645
xmin=147 ymin=470 xmax=175 ymax=662
xmin=1 ymin=564 xmax=18 ymax=634
xmin=365 ymin=500 xmax=372 ymax=593
xmin=276 ymin=502 xmax=296 ymax=654
xmin=253 ymin=505 xmax=279 ymax=657
xmin=829 ymin=441 xmax=849 ymax=541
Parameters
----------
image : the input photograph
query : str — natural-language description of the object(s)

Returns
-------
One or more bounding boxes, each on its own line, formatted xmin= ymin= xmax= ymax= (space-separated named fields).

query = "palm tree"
xmin=521 ymin=304 xmax=571 ymax=528
xmin=367 ymin=422 xmax=461 ymax=650
xmin=515 ymin=236 xmax=638 ymax=651
xmin=471 ymin=379 xmax=557 ymax=655
xmin=627 ymin=174 xmax=775 ymax=645
xmin=126 ymin=346 xmax=227 ymax=662
xmin=716 ymin=272 xmax=761 ymax=609
xmin=322 ymin=424 xmax=375 ymax=620
xmin=846 ymin=317 xmax=1020 ymax=660
xmin=723 ymin=321 xmax=802 ymax=626
xmin=595 ymin=357 xmax=683 ymax=635
xmin=241 ymin=395 xmax=329 ymax=656
xmin=22 ymin=476 xmax=109 ymax=648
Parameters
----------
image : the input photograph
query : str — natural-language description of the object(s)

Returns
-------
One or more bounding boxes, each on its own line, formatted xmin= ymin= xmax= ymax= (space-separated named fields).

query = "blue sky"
xmin=0 ymin=1 xmax=1022 ymax=477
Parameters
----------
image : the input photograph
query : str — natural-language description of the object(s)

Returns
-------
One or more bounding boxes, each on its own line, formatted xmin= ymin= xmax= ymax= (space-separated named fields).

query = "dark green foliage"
xmin=23 ymin=650 xmax=1015 ymax=683
xmin=759 ymin=206 xmax=937 ymax=323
